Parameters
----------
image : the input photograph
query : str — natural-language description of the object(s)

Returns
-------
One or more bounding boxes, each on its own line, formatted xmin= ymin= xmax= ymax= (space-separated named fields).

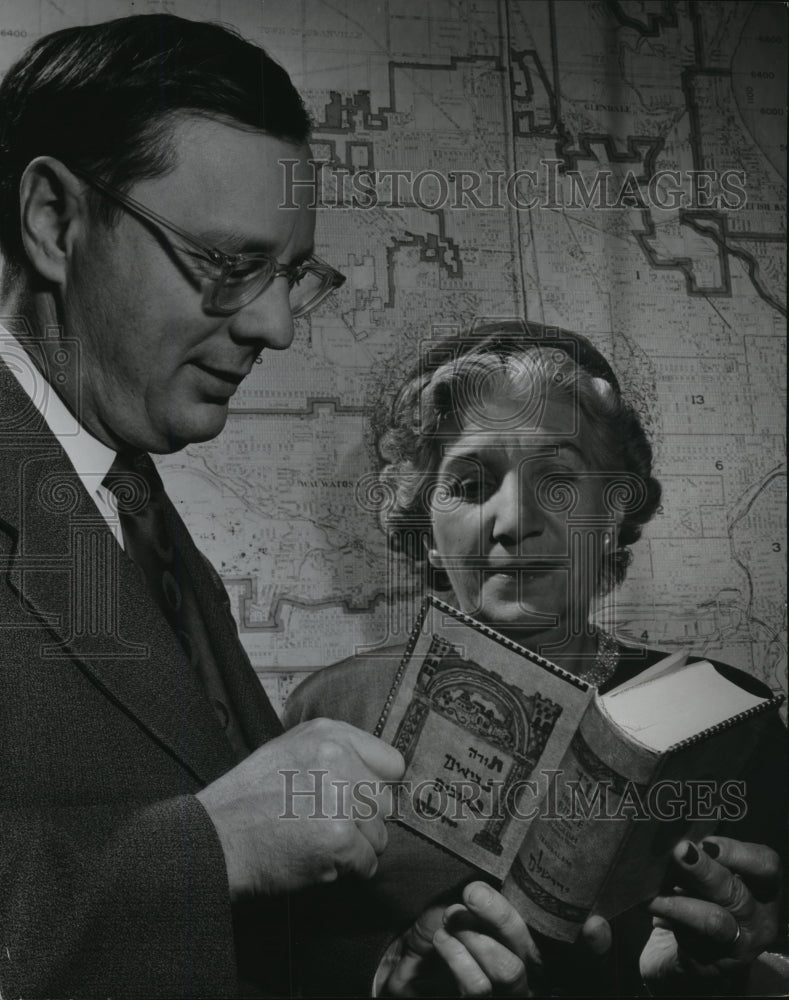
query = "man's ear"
xmin=19 ymin=157 xmax=86 ymax=285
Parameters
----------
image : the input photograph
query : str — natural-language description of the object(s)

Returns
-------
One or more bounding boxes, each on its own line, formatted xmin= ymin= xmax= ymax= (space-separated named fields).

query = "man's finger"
xmin=331 ymin=720 xmax=405 ymax=779
xmin=294 ymin=718 xmax=405 ymax=781
xmin=354 ymin=814 xmax=388 ymax=856
xmin=336 ymin=826 xmax=379 ymax=881
xmin=345 ymin=774 xmax=395 ymax=826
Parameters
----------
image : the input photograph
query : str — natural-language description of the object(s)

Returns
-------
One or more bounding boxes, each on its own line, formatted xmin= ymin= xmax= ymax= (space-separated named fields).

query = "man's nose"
xmin=489 ymin=470 xmax=544 ymax=545
xmin=228 ymin=276 xmax=295 ymax=350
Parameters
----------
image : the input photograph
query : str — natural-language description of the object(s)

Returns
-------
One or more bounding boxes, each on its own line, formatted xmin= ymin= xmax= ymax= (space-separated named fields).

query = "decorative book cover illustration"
xmin=376 ymin=597 xmax=783 ymax=941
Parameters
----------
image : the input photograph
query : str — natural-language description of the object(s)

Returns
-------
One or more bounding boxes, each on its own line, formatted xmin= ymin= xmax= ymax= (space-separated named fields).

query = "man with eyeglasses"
xmin=0 ymin=14 xmax=411 ymax=997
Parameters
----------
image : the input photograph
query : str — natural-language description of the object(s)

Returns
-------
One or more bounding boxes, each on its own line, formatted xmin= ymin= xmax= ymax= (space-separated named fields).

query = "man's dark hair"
xmin=0 ymin=13 xmax=311 ymax=282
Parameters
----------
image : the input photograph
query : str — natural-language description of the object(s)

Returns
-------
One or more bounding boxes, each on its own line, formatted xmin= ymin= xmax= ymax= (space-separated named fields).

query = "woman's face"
xmin=429 ymin=390 xmax=616 ymax=651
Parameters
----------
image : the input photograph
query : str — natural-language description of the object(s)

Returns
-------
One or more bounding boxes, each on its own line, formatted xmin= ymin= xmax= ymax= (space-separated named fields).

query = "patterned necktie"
xmin=104 ymin=451 xmax=250 ymax=760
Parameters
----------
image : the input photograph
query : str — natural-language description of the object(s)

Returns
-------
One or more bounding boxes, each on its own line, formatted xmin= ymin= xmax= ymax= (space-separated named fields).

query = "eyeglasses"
xmin=72 ymin=167 xmax=346 ymax=317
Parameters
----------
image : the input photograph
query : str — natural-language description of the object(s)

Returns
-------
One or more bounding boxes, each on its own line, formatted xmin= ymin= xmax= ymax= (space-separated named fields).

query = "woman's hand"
xmin=640 ymin=836 xmax=783 ymax=993
xmin=382 ymin=882 xmax=540 ymax=997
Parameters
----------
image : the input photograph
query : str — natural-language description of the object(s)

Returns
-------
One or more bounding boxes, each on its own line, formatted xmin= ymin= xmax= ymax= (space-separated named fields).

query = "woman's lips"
xmin=487 ymin=560 xmax=558 ymax=574
xmin=488 ymin=567 xmax=553 ymax=579
xmin=486 ymin=566 xmax=555 ymax=589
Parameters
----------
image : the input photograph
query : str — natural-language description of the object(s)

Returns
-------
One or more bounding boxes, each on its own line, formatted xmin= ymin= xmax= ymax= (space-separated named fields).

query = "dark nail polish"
xmin=701 ymin=840 xmax=720 ymax=859
xmin=683 ymin=842 xmax=698 ymax=865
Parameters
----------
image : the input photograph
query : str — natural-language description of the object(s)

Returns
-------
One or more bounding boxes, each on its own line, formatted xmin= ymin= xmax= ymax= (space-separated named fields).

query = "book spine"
xmin=666 ymin=694 xmax=784 ymax=752
xmin=430 ymin=596 xmax=590 ymax=691
xmin=373 ymin=599 xmax=429 ymax=738
xmin=503 ymin=697 xmax=658 ymax=942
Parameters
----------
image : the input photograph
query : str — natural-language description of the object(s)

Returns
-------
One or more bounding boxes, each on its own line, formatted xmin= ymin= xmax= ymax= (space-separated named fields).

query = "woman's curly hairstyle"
xmin=371 ymin=319 xmax=662 ymax=595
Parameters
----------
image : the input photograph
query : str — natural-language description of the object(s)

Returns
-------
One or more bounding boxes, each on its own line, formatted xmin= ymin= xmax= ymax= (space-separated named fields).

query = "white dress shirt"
xmin=0 ymin=325 xmax=124 ymax=547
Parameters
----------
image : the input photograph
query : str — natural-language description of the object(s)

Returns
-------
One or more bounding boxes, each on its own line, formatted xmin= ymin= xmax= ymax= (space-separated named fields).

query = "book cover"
xmin=376 ymin=596 xmax=783 ymax=940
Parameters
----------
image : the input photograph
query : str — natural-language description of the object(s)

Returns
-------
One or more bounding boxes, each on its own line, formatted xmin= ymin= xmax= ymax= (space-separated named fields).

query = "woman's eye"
xmin=453 ymin=475 xmax=492 ymax=503
xmin=539 ymin=462 xmax=580 ymax=482
xmin=459 ymin=478 xmax=483 ymax=500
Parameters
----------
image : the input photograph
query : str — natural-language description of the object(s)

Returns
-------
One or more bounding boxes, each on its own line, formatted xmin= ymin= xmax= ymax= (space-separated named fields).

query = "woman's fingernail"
xmin=701 ymin=840 xmax=720 ymax=859
xmin=434 ymin=928 xmax=450 ymax=944
xmin=682 ymin=842 xmax=698 ymax=865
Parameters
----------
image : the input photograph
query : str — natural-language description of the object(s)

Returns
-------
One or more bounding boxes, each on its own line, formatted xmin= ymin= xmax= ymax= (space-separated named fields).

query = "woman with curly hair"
xmin=369 ymin=319 xmax=661 ymax=681
xmin=286 ymin=320 xmax=786 ymax=997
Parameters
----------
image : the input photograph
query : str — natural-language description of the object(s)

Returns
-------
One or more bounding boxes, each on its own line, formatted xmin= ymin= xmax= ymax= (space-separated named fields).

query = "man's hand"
xmin=196 ymin=718 xmax=404 ymax=900
xmin=383 ymin=882 xmax=540 ymax=997
xmin=640 ymin=836 xmax=783 ymax=993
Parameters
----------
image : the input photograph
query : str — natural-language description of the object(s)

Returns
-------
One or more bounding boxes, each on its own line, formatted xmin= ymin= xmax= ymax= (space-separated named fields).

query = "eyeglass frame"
xmin=70 ymin=166 xmax=346 ymax=317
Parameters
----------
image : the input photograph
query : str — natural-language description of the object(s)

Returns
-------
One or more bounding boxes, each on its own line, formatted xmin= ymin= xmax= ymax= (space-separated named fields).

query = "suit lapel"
xmin=162 ymin=492 xmax=283 ymax=747
xmin=0 ymin=359 xmax=252 ymax=784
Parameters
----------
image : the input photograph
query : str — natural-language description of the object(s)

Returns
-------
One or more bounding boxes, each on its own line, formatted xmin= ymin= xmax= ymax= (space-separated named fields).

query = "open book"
xmin=375 ymin=597 xmax=782 ymax=941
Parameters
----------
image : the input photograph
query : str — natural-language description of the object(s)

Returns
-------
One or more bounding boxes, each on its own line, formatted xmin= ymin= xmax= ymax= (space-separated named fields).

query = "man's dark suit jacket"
xmin=0 ymin=356 xmax=287 ymax=997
